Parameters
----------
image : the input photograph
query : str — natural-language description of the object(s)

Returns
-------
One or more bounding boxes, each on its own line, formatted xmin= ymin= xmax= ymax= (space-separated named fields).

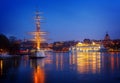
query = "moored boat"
xmin=29 ymin=50 xmax=46 ymax=59
xmin=28 ymin=10 xmax=47 ymax=59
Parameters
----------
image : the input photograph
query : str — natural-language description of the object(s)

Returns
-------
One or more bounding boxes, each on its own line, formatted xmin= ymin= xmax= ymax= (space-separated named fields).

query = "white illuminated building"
xmin=70 ymin=42 xmax=105 ymax=52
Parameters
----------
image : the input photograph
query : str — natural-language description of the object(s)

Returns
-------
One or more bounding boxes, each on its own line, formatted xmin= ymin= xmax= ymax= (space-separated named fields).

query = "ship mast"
xmin=35 ymin=10 xmax=41 ymax=50
xmin=29 ymin=10 xmax=46 ymax=50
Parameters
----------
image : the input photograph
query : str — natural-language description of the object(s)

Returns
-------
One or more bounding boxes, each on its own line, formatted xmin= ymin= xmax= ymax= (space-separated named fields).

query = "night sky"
xmin=0 ymin=0 xmax=120 ymax=42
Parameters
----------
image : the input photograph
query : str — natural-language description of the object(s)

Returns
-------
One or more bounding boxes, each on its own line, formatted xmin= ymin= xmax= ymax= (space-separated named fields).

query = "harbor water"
xmin=0 ymin=52 xmax=120 ymax=83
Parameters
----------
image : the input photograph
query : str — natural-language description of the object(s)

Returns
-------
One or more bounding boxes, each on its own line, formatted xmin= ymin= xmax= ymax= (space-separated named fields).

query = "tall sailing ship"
xmin=29 ymin=10 xmax=47 ymax=58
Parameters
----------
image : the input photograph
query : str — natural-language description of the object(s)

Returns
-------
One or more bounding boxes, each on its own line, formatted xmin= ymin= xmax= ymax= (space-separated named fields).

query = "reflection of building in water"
xmin=76 ymin=52 xmax=101 ymax=74
xmin=70 ymin=42 xmax=104 ymax=52
xmin=22 ymin=55 xmax=29 ymax=68
xmin=101 ymin=52 xmax=120 ymax=72
xmin=51 ymin=52 xmax=102 ymax=72
xmin=45 ymin=52 xmax=53 ymax=65
xmin=69 ymin=53 xmax=76 ymax=65
xmin=0 ymin=58 xmax=21 ymax=78
xmin=52 ymin=53 xmax=72 ymax=71
xmin=52 ymin=52 xmax=77 ymax=71
xmin=53 ymin=53 xmax=64 ymax=70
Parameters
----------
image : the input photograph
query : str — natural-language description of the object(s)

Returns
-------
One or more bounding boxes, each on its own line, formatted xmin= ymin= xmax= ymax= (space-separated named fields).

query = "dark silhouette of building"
xmin=104 ymin=32 xmax=111 ymax=41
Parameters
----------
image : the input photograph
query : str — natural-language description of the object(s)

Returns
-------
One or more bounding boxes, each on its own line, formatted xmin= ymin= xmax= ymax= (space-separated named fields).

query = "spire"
xmin=104 ymin=32 xmax=110 ymax=41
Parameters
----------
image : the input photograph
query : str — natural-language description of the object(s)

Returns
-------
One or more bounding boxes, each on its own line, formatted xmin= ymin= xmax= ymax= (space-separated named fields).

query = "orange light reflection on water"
xmin=33 ymin=66 xmax=45 ymax=83
xmin=0 ymin=60 xmax=3 ymax=76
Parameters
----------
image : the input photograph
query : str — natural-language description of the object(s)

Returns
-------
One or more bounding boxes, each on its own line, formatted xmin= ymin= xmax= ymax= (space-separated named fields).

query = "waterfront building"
xmin=70 ymin=42 xmax=105 ymax=52
xmin=52 ymin=41 xmax=78 ymax=52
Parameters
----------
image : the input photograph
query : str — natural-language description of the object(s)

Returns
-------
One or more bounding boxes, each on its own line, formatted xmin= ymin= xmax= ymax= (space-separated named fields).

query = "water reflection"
xmin=76 ymin=52 xmax=101 ymax=74
xmin=0 ymin=60 xmax=3 ymax=76
xmin=0 ymin=52 xmax=120 ymax=83
xmin=49 ymin=52 xmax=102 ymax=74
xmin=52 ymin=52 xmax=72 ymax=71
xmin=30 ymin=59 xmax=45 ymax=83
xmin=0 ymin=57 xmax=21 ymax=83
xmin=33 ymin=66 xmax=45 ymax=83
xmin=101 ymin=52 xmax=120 ymax=73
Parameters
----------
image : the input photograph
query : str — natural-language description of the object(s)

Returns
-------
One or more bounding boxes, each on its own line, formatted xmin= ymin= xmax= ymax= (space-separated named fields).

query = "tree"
xmin=9 ymin=36 xmax=20 ymax=55
xmin=0 ymin=34 xmax=10 ymax=52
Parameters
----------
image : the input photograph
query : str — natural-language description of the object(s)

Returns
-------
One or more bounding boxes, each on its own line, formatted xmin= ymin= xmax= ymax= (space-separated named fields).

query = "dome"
xmin=104 ymin=32 xmax=110 ymax=41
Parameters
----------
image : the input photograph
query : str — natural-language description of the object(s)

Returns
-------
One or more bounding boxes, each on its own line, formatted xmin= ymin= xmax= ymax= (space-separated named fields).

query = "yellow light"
xmin=78 ymin=42 xmax=82 ymax=45
xmin=92 ymin=42 xmax=95 ymax=45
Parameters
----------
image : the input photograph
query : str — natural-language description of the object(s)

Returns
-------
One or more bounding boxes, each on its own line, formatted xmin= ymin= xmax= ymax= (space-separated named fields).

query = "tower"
xmin=104 ymin=32 xmax=110 ymax=41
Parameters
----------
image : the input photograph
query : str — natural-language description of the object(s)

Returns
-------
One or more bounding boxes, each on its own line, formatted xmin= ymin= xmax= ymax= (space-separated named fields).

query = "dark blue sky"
xmin=0 ymin=0 xmax=120 ymax=42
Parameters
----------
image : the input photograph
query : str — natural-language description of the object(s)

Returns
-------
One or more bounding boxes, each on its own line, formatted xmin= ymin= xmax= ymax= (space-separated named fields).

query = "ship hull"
xmin=29 ymin=50 xmax=46 ymax=59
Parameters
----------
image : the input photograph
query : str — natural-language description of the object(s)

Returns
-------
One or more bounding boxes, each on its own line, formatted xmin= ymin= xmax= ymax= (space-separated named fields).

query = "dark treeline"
xmin=0 ymin=34 xmax=10 ymax=52
xmin=0 ymin=34 xmax=20 ymax=55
